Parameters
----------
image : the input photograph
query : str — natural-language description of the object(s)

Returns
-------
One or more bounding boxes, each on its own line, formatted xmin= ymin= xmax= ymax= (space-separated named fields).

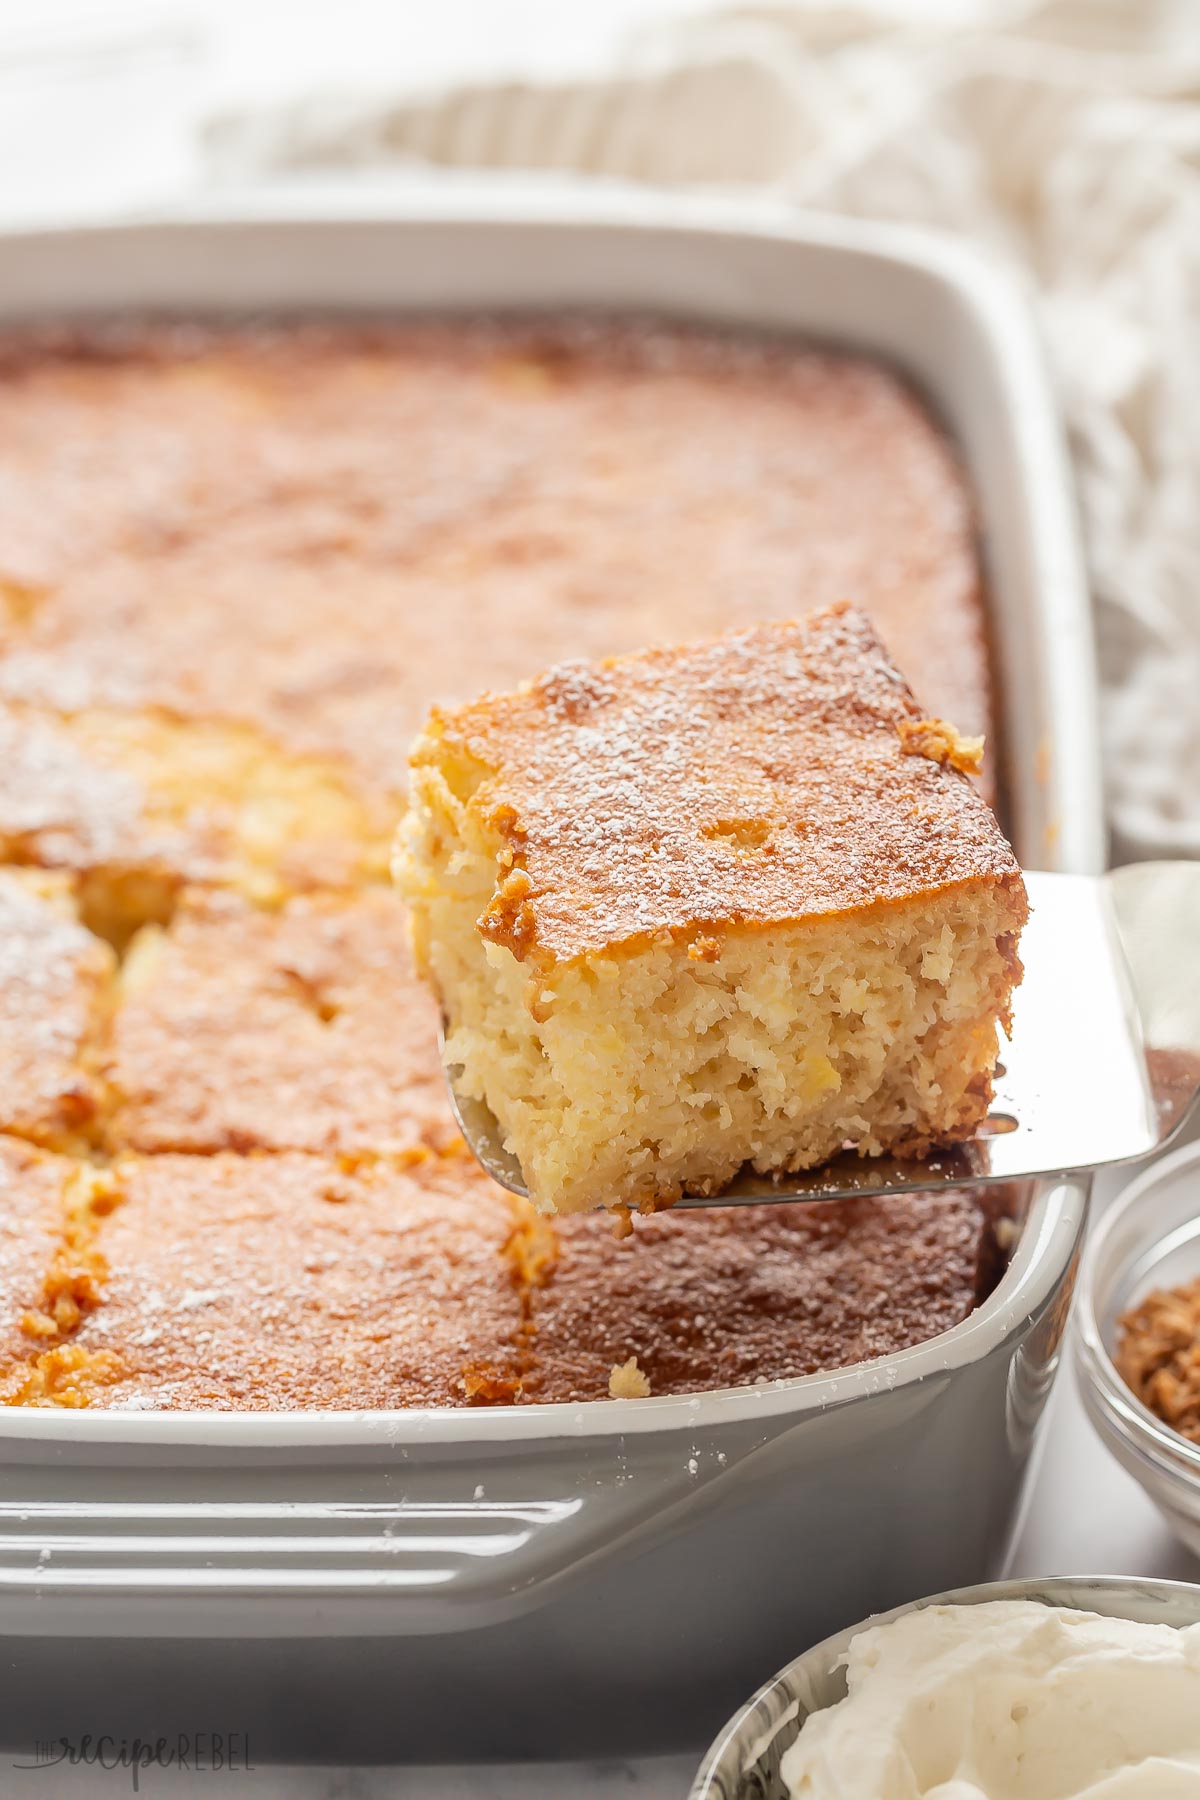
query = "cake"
xmin=0 ymin=1137 xmax=117 ymax=1396
xmin=0 ymin=703 xmax=392 ymax=950
xmin=9 ymin=1151 xmax=526 ymax=1411
xmin=2 ymin=1143 xmax=1003 ymax=1410
xmin=0 ymin=317 xmax=1011 ymax=1408
xmin=0 ymin=318 xmax=992 ymax=804
xmin=106 ymin=886 xmax=454 ymax=1157
xmin=0 ymin=1139 xmax=82 ymax=1379
xmin=398 ymin=604 xmax=1027 ymax=1215
xmin=516 ymin=1189 xmax=1002 ymax=1403
xmin=0 ymin=869 xmax=115 ymax=1151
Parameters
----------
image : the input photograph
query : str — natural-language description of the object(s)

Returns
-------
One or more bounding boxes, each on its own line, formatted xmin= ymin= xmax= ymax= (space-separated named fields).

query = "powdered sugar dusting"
xmin=0 ymin=870 xmax=113 ymax=1144
xmin=441 ymin=605 xmax=1019 ymax=962
xmin=0 ymin=705 xmax=145 ymax=866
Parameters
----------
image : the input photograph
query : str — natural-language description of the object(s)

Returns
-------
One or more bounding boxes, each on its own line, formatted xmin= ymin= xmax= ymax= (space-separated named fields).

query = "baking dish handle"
xmin=0 ymin=1386 xmax=950 ymax=1636
xmin=0 ymin=1469 xmax=726 ymax=1636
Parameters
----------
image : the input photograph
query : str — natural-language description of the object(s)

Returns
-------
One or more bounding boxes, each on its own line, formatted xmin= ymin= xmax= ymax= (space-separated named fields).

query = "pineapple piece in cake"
xmin=396 ymin=603 xmax=1027 ymax=1216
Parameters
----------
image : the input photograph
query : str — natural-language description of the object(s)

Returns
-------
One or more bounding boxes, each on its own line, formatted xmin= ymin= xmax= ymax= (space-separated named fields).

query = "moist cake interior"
xmin=399 ymin=606 xmax=1025 ymax=1215
xmin=0 ymin=316 xmax=1011 ymax=1408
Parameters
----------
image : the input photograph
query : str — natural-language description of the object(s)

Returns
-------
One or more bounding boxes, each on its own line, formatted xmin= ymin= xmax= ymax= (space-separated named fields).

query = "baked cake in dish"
xmin=0 ymin=317 xmax=1013 ymax=1408
xmin=6 ymin=1151 xmax=526 ymax=1411
xmin=398 ymin=604 xmax=1027 ymax=1215
xmin=0 ymin=1139 xmax=84 ymax=1378
xmin=0 ymin=1137 xmax=117 ymax=1394
xmin=0 ymin=318 xmax=992 ymax=805
xmin=0 ymin=1141 xmax=1002 ymax=1410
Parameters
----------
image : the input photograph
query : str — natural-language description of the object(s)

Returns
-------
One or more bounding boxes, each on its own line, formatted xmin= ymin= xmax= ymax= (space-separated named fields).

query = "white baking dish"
xmin=0 ymin=189 xmax=1100 ymax=1759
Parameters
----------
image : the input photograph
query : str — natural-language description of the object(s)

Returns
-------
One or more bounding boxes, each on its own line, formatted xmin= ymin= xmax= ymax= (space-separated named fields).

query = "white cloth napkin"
xmin=204 ymin=0 xmax=1200 ymax=862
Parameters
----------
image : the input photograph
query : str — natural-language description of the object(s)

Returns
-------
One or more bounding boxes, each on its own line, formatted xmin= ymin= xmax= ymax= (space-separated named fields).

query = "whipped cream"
xmin=781 ymin=1600 xmax=1200 ymax=1798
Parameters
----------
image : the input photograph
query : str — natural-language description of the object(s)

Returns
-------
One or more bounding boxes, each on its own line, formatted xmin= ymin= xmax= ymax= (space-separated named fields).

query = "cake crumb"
xmin=609 ymin=1356 xmax=651 ymax=1399
xmin=993 ymin=1216 xmax=1019 ymax=1253
xmin=1116 ymin=1278 xmax=1200 ymax=1444
xmin=898 ymin=716 xmax=985 ymax=776
xmin=460 ymin=1362 xmax=522 ymax=1405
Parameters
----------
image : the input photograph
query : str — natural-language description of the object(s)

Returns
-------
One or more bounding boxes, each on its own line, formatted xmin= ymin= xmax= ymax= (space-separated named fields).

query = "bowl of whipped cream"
xmin=689 ymin=1576 xmax=1200 ymax=1799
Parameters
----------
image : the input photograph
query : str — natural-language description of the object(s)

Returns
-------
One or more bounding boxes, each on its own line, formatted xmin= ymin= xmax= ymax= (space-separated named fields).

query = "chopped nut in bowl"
xmin=1116 ymin=1278 xmax=1200 ymax=1447
xmin=1074 ymin=1138 xmax=1200 ymax=1555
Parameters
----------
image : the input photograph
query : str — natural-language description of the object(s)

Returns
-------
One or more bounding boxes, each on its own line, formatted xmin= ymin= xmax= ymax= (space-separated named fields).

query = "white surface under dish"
xmin=1076 ymin=1139 xmax=1200 ymax=1558
xmin=0 ymin=193 xmax=1100 ymax=1760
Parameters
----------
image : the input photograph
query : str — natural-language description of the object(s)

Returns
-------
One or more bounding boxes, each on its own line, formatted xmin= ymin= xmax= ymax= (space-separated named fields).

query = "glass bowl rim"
xmin=1073 ymin=1138 xmax=1200 ymax=1484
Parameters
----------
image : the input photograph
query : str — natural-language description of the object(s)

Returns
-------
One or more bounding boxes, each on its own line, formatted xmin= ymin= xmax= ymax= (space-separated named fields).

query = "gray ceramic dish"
xmin=689 ymin=1574 xmax=1200 ymax=1800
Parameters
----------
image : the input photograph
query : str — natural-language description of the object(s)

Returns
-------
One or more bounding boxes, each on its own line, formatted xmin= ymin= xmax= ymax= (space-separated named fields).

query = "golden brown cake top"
xmin=0 ymin=703 xmax=391 ymax=920
xmin=46 ymin=1152 xmax=526 ymax=1411
xmin=419 ymin=603 xmax=1023 ymax=966
xmin=518 ymin=1189 xmax=998 ymax=1403
xmin=0 ymin=705 xmax=143 ymax=870
xmin=0 ymin=319 xmax=992 ymax=805
xmin=107 ymin=887 xmax=456 ymax=1158
xmin=0 ymin=872 xmax=114 ymax=1151
xmin=7 ymin=1137 xmax=1006 ymax=1410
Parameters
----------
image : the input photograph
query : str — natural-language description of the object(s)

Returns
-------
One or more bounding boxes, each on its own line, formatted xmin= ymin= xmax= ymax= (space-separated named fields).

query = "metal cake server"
xmin=442 ymin=863 xmax=1200 ymax=1208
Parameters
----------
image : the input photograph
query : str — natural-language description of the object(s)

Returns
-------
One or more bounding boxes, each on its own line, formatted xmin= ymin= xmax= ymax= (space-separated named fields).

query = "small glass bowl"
xmin=1074 ymin=1138 xmax=1200 ymax=1556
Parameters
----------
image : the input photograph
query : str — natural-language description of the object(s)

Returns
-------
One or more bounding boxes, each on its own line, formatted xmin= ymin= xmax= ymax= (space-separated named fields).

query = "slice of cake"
xmin=397 ymin=603 xmax=1027 ymax=1217
xmin=105 ymin=887 xmax=455 ymax=1158
xmin=12 ymin=1152 xmax=528 ymax=1411
xmin=0 ymin=703 xmax=393 ymax=950
xmin=0 ymin=870 xmax=115 ymax=1152
xmin=0 ymin=1138 xmax=83 ymax=1379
